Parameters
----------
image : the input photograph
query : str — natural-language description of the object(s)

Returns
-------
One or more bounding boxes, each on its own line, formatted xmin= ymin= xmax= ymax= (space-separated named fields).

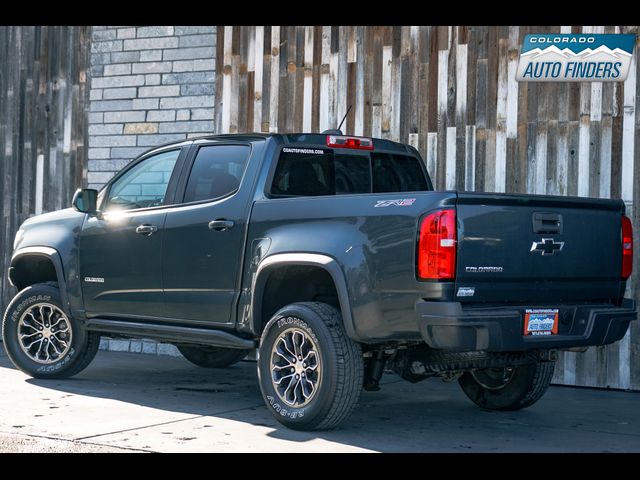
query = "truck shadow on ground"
xmin=4 ymin=350 xmax=638 ymax=452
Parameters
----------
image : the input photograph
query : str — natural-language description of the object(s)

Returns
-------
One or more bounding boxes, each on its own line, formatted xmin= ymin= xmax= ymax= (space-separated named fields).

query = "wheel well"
xmin=259 ymin=265 xmax=339 ymax=334
xmin=11 ymin=255 xmax=58 ymax=290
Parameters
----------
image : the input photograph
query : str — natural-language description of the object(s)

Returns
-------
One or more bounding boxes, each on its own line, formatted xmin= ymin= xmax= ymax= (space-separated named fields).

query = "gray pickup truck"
xmin=2 ymin=131 xmax=636 ymax=430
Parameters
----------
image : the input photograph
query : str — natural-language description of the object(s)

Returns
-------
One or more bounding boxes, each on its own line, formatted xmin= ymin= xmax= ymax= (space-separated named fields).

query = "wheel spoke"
xmin=272 ymin=363 xmax=294 ymax=372
xmin=270 ymin=325 xmax=321 ymax=408
xmin=274 ymin=372 xmax=294 ymax=387
xmin=292 ymin=331 xmax=305 ymax=359
xmin=50 ymin=315 xmax=66 ymax=329
xmin=20 ymin=324 xmax=39 ymax=334
xmin=35 ymin=338 xmax=46 ymax=358
xmin=24 ymin=337 xmax=43 ymax=350
xmin=284 ymin=375 xmax=298 ymax=404
xmin=17 ymin=303 xmax=72 ymax=365
xmin=275 ymin=340 xmax=296 ymax=365
xmin=300 ymin=376 xmax=315 ymax=399
xmin=39 ymin=306 xmax=48 ymax=326
xmin=54 ymin=323 xmax=70 ymax=334
xmin=25 ymin=311 xmax=44 ymax=328
xmin=19 ymin=331 xmax=40 ymax=341
xmin=303 ymin=351 xmax=318 ymax=370
xmin=48 ymin=338 xmax=63 ymax=355
xmin=278 ymin=338 xmax=296 ymax=362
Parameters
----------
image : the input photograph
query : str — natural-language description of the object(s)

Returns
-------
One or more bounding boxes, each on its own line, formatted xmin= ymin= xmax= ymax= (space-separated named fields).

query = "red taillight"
xmin=622 ymin=215 xmax=633 ymax=280
xmin=326 ymin=135 xmax=374 ymax=150
xmin=417 ymin=209 xmax=457 ymax=280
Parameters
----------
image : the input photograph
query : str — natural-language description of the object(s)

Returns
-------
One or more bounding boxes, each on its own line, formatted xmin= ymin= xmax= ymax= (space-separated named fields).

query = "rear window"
xmin=271 ymin=148 xmax=429 ymax=197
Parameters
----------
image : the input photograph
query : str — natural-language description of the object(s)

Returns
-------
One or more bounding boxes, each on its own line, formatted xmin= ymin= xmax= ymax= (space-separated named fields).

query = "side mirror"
xmin=72 ymin=188 xmax=99 ymax=215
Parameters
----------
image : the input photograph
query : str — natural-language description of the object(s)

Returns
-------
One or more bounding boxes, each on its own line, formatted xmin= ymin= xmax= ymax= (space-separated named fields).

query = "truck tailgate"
xmin=455 ymin=193 xmax=626 ymax=304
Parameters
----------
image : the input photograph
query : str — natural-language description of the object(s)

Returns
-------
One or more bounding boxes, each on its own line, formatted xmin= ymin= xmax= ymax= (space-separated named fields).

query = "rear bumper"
xmin=416 ymin=298 xmax=636 ymax=352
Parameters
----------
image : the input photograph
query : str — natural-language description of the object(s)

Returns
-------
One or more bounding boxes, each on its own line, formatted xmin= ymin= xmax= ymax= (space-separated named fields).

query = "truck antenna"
xmin=337 ymin=105 xmax=352 ymax=132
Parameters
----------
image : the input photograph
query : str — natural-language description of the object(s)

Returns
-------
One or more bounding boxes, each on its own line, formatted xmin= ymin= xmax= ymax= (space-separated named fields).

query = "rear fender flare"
xmin=250 ymin=253 xmax=358 ymax=340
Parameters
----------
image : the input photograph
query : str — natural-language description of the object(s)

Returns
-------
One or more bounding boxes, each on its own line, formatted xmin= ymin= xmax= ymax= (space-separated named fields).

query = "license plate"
xmin=524 ymin=309 xmax=558 ymax=336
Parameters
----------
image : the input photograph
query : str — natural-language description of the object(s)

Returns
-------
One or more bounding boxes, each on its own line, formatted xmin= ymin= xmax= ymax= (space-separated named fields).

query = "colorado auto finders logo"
xmin=516 ymin=34 xmax=636 ymax=82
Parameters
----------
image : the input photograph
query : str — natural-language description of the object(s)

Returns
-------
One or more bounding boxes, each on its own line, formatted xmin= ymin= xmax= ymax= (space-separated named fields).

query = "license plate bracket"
xmin=524 ymin=309 xmax=559 ymax=336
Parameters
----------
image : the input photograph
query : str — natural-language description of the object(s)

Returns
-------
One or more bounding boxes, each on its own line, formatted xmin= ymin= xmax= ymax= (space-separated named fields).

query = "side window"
xmin=271 ymin=151 xmax=334 ymax=196
xmin=183 ymin=145 xmax=250 ymax=203
xmin=106 ymin=149 xmax=180 ymax=211
xmin=371 ymin=153 xmax=428 ymax=193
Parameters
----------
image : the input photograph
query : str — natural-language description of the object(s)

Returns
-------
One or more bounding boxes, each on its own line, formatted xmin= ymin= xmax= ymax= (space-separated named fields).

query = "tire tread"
xmin=259 ymin=301 xmax=363 ymax=431
xmin=297 ymin=302 xmax=363 ymax=430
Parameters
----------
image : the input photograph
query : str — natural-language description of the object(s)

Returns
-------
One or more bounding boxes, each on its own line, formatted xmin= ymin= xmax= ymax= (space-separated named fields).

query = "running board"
xmin=85 ymin=318 xmax=256 ymax=349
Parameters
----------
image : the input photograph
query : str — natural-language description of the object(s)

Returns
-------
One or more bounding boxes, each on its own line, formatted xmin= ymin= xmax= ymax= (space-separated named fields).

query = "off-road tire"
xmin=2 ymin=283 xmax=100 ymax=379
xmin=458 ymin=360 xmax=555 ymax=411
xmin=177 ymin=345 xmax=250 ymax=368
xmin=257 ymin=302 xmax=363 ymax=431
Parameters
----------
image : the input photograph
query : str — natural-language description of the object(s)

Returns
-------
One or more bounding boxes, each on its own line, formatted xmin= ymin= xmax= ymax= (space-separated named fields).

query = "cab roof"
xmin=185 ymin=132 xmax=413 ymax=154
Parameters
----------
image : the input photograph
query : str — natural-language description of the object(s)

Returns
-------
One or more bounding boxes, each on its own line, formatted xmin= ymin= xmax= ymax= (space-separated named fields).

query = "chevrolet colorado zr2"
xmin=3 ymin=131 xmax=636 ymax=430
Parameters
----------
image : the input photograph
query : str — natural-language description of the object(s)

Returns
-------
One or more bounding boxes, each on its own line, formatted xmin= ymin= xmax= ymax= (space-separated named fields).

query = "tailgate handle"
xmin=533 ymin=212 xmax=562 ymax=234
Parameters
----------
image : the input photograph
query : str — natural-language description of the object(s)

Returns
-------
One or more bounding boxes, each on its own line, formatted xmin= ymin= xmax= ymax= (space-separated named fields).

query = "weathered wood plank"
xmin=455 ymin=42 xmax=467 ymax=190
xmin=495 ymin=38 xmax=508 ymax=193
xmin=354 ymin=25 xmax=365 ymax=136
xmin=465 ymin=125 xmax=476 ymax=191
xmin=346 ymin=61 xmax=356 ymax=135
xmin=363 ymin=26 xmax=374 ymax=137
xmin=337 ymin=26 xmax=348 ymax=127
xmin=390 ymin=40 xmax=401 ymax=142
xmin=436 ymin=48 xmax=449 ymax=189
xmin=221 ymin=26 xmax=233 ymax=133
xmin=0 ymin=26 xmax=88 ymax=312
xmin=621 ymin=45 xmax=636 ymax=203
xmin=505 ymin=27 xmax=519 ymax=193
xmin=253 ymin=26 xmax=264 ymax=132
xmin=310 ymin=26 xmax=321 ymax=134
xmin=319 ymin=26 xmax=330 ymax=132
xmin=446 ymin=126 xmax=456 ymax=190
xmin=399 ymin=26 xmax=412 ymax=143
xmin=381 ymin=45 xmax=392 ymax=137
xmin=426 ymin=132 xmax=438 ymax=186
xmin=427 ymin=27 xmax=439 ymax=132
xmin=577 ymin=82 xmax=591 ymax=197
xmin=302 ymin=26 xmax=313 ymax=132
xmin=599 ymin=81 xmax=613 ymax=199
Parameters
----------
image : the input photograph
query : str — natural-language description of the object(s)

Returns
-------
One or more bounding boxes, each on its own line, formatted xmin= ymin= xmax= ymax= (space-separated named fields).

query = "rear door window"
xmin=271 ymin=150 xmax=334 ymax=196
xmin=183 ymin=145 xmax=250 ymax=203
xmin=270 ymin=148 xmax=428 ymax=196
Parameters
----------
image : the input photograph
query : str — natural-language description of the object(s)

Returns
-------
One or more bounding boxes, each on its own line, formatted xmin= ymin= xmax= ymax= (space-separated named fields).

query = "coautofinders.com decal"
xmin=516 ymin=34 xmax=636 ymax=82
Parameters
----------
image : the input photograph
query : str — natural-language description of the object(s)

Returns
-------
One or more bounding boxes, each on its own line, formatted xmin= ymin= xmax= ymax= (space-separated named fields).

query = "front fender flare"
xmin=9 ymin=246 xmax=70 ymax=314
xmin=251 ymin=253 xmax=358 ymax=341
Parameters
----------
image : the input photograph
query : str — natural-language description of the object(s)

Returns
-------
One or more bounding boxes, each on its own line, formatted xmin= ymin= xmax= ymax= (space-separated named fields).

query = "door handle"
xmin=208 ymin=219 xmax=235 ymax=231
xmin=135 ymin=224 xmax=159 ymax=236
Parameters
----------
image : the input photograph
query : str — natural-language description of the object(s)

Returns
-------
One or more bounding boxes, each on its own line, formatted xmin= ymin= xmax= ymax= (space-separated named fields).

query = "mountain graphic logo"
xmin=516 ymin=34 xmax=636 ymax=82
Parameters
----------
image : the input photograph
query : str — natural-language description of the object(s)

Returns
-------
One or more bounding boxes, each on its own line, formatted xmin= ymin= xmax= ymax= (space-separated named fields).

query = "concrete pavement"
xmin=1 ymin=348 xmax=638 ymax=452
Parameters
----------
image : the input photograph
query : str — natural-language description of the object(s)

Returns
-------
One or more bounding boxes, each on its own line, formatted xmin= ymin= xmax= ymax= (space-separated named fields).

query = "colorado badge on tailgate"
xmin=524 ymin=308 xmax=559 ymax=336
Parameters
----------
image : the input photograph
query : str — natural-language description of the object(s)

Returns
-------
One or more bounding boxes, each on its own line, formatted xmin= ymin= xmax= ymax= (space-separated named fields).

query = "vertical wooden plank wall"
xmin=0 ymin=26 xmax=90 ymax=313
xmin=216 ymin=25 xmax=640 ymax=390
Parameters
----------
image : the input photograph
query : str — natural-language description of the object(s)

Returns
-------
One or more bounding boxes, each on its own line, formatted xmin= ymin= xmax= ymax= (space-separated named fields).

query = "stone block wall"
xmin=88 ymin=26 xmax=216 ymax=189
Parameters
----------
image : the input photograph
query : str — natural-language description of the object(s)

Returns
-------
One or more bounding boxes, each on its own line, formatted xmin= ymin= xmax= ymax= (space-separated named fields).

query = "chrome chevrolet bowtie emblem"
xmin=530 ymin=238 xmax=564 ymax=256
